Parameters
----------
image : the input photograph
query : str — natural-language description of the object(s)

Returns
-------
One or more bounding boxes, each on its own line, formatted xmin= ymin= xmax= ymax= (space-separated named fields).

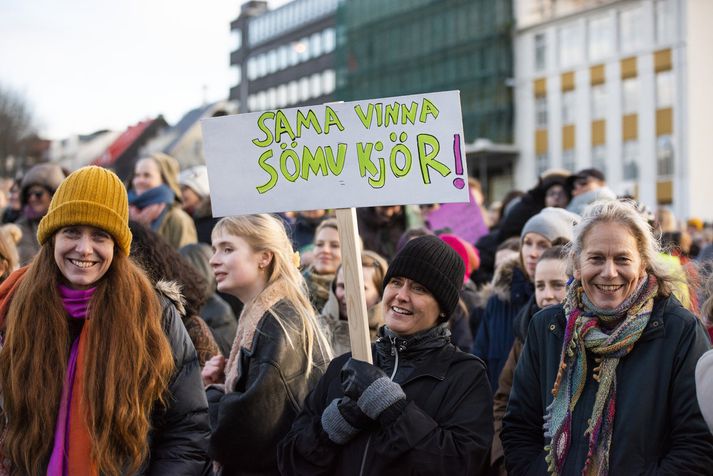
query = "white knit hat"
xmin=179 ymin=165 xmax=210 ymax=198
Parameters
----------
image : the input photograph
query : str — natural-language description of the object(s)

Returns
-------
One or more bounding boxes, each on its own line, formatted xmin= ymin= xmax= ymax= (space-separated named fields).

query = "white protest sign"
xmin=201 ymin=90 xmax=469 ymax=216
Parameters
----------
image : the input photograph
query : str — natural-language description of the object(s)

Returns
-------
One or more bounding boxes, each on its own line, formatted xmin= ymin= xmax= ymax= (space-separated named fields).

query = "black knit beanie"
xmin=383 ymin=235 xmax=465 ymax=319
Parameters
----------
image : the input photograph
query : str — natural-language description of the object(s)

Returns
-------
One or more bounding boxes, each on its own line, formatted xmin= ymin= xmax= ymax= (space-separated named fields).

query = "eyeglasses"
xmin=27 ymin=190 xmax=48 ymax=199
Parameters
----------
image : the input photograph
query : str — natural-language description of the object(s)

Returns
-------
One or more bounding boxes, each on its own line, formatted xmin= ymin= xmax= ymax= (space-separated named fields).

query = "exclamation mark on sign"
xmin=452 ymin=133 xmax=465 ymax=189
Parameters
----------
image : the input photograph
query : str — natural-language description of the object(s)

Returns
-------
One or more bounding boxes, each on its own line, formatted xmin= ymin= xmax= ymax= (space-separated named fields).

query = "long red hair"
xmin=0 ymin=242 xmax=174 ymax=475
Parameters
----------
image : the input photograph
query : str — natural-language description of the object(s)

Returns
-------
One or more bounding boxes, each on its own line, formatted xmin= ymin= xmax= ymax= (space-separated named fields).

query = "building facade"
xmin=335 ymin=0 xmax=515 ymax=201
xmin=229 ymin=0 xmax=340 ymax=113
xmin=514 ymin=0 xmax=713 ymax=220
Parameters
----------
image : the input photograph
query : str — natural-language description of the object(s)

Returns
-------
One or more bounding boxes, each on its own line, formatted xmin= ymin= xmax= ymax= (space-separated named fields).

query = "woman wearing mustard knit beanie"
xmin=0 ymin=166 xmax=211 ymax=475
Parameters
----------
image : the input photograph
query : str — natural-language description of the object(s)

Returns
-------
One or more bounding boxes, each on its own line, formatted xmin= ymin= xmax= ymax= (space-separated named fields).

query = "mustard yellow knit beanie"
xmin=37 ymin=166 xmax=132 ymax=255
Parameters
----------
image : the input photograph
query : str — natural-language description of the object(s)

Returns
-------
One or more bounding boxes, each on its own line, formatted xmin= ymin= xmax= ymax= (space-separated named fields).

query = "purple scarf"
xmin=47 ymin=285 xmax=95 ymax=476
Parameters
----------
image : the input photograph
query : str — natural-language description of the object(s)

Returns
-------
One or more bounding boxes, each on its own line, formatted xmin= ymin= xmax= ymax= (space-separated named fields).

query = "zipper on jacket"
xmin=358 ymin=337 xmax=400 ymax=475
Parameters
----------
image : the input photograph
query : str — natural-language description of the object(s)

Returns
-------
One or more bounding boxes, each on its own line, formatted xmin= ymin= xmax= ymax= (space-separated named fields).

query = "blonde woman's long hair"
xmin=0 ymin=243 xmax=174 ymax=475
xmin=213 ymin=214 xmax=333 ymax=374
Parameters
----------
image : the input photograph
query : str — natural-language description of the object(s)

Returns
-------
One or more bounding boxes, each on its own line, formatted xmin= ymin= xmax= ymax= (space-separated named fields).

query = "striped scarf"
xmin=543 ymin=274 xmax=658 ymax=476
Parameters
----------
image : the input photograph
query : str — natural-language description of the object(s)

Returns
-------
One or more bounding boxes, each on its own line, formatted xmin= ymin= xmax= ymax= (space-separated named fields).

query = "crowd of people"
xmin=0 ymin=158 xmax=711 ymax=475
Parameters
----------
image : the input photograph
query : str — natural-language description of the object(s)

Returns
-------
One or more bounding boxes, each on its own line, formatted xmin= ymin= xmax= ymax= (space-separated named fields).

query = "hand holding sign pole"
xmin=201 ymin=90 xmax=469 ymax=363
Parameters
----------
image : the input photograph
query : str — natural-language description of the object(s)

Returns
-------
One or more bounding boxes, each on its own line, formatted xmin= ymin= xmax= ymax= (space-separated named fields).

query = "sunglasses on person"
xmin=27 ymin=189 xmax=49 ymax=199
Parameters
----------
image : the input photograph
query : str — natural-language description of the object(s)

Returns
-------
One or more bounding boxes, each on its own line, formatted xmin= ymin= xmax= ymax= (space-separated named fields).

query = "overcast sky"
xmin=0 ymin=0 xmax=285 ymax=139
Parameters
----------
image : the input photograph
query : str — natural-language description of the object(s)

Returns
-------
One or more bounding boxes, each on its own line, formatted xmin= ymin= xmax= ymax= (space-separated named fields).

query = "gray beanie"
xmin=521 ymin=207 xmax=580 ymax=244
xmin=20 ymin=163 xmax=66 ymax=205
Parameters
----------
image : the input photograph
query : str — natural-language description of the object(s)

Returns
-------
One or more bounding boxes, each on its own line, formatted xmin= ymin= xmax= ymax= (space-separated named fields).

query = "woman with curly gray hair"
xmin=503 ymin=199 xmax=713 ymax=475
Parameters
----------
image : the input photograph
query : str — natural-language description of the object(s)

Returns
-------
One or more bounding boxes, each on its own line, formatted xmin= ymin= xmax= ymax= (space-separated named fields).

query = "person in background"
xmin=202 ymin=214 xmax=332 ymax=476
xmin=696 ymin=275 xmax=713 ymax=433
xmin=129 ymin=220 xmax=221 ymax=367
xmin=319 ymin=250 xmax=388 ymax=357
xmin=179 ymin=165 xmax=218 ymax=245
xmin=0 ymin=224 xmax=20 ymax=283
xmin=440 ymin=233 xmax=480 ymax=352
xmin=357 ymin=205 xmax=408 ymax=261
xmin=128 ymin=153 xmax=197 ymax=249
xmin=565 ymin=167 xmax=617 ymax=215
xmin=179 ymin=242 xmax=238 ymax=357
xmin=475 ymin=208 xmax=579 ymax=389
xmin=15 ymin=163 xmax=66 ymax=265
xmin=278 ymin=235 xmax=494 ymax=475
xmin=0 ymin=166 xmax=211 ymax=474
xmin=288 ymin=209 xmax=328 ymax=254
xmin=502 ymin=199 xmax=713 ymax=474
xmin=490 ymin=245 xmax=569 ymax=474
xmin=303 ymin=218 xmax=342 ymax=312
xmin=1 ymin=179 xmax=22 ymax=224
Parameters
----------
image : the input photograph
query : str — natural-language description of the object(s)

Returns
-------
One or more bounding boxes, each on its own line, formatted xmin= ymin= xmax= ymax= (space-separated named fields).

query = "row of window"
xmin=534 ymin=0 xmax=676 ymax=71
xmin=248 ymin=0 xmax=340 ymax=47
xmin=535 ymin=135 xmax=675 ymax=179
xmin=245 ymin=28 xmax=336 ymax=82
xmin=535 ymin=71 xmax=674 ymax=128
xmin=247 ymin=69 xmax=336 ymax=112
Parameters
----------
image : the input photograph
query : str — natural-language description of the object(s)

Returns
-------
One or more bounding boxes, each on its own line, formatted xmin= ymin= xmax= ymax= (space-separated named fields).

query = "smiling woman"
xmin=502 ymin=199 xmax=713 ymax=474
xmin=279 ymin=235 xmax=495 ymax=475
xmin=0 ymin=166 xmax=211 ymax=475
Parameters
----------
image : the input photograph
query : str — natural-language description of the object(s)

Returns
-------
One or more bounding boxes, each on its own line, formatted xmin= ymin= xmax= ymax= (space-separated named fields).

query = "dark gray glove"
xmin=321 ymin=397 xmax=372 ymax=444
xmin=341 ymin=358 xmax=405 ymax=420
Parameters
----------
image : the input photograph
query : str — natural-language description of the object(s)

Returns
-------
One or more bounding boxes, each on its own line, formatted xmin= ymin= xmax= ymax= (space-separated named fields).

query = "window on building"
xmin=536 ymin=153 xmax=549 ymax=176
xmin=256 ymin=91 xmax=267 ymax=111
xmin=276 ymin=85 xmax=287 ymax=108
xmin=588 ymin=15 xmax=613 ymax=61
xmin=562 ymin=90 xmax=576 ymax=125
xmin=620 ymin=5 xmax=644 ymax=53
xmin=558 ymin=22 xmax=580 ymax=68
xmin=267 ymin=88 xmax=278 ymax=110
xmin=287 ymin=81 xmax=299 ymax=105
xmin=323 ymin=28 xmax=336 ymax=53
xmin=298 ymin=37 xmax=310 ymax=62
xmin=248 ymin=95 xmax=257 ymax=112
xmin=311 ymin=73 xmax=322 ymax=98
xmin=591 ymin=83 xmax=606 ymax=120
xmin=656 ymin=71 xmax=674 ymax=109
xmin=267 ymin=49 xmax=277 ymax=75
xmin=256 ymin=54 xmax=267 ymax=78
xmin=277 ymin=46 xmax=288 ymax=71
xmin=622 ymin=77 xmax=638 ymax=115
xmin=535 ymin=96 xmax=548 ymax=129
xmin=323 ymin=69 xmax=336 ymax=95
xmin=657 ymin=135 xmax=674 ymax=176
xmin=299 ymin=77 xmax=310 ymax=101
xmin=562 ymin=149 xmax=576 ymax=171
xmin=622 ymin=140 xmax=639 ymax=180
xmin=310 ymin=32 xmax=323 ymax=58
xmin=655 ymin=0 xmax=675 ymax=44
xmin=247 ymin=57 xmax=257 ymax=81
xmin=534 ymin=32 xmax=546 ymax=72
xmin=592 ymin=144 xmax=607 ymax=175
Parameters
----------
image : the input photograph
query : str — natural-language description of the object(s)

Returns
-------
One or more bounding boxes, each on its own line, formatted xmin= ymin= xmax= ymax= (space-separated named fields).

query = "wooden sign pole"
xmin=334 ymin=207 xmax=373 ymax=363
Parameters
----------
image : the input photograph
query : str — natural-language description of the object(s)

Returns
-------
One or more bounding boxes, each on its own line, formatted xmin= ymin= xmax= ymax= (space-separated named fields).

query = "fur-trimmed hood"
xmin=476 ymin=256 xmax=525 ymax=304
xmin=155 ymin=279 xmax=186 ymax=316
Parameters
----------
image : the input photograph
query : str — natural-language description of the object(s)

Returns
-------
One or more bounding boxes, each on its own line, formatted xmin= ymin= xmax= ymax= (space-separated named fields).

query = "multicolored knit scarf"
xmin=543 ymin=274 xmax=658 ymax=476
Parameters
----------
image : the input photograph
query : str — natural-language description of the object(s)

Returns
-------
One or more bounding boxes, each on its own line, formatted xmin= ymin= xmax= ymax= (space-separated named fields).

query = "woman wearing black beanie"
xmin=279 ymin=235 xmax=494 ymax=475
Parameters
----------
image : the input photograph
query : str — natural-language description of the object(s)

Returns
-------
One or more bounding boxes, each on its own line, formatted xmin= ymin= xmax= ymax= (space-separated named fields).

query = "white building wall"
xmin=685 ymin=0 xmax=713 ymax=221
xmin=513 ymin=0 xmax=713 ymax=218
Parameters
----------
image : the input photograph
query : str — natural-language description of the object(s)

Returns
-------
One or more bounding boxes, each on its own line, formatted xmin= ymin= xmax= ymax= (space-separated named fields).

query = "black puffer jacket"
xmin=146 ymin=291 xmax=212 ymax=474
xmin=502 ymin=295 xmax=713 ymax=475
xmin=207 ymin=300 xmax=327 ymax=476
xmin=278 ymin=325 xmax=494 ymax=475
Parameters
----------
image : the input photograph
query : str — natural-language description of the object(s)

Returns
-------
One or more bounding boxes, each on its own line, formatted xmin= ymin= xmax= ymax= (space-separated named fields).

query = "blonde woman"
xmin=202 ymin=214 xmax=332 ymax=475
